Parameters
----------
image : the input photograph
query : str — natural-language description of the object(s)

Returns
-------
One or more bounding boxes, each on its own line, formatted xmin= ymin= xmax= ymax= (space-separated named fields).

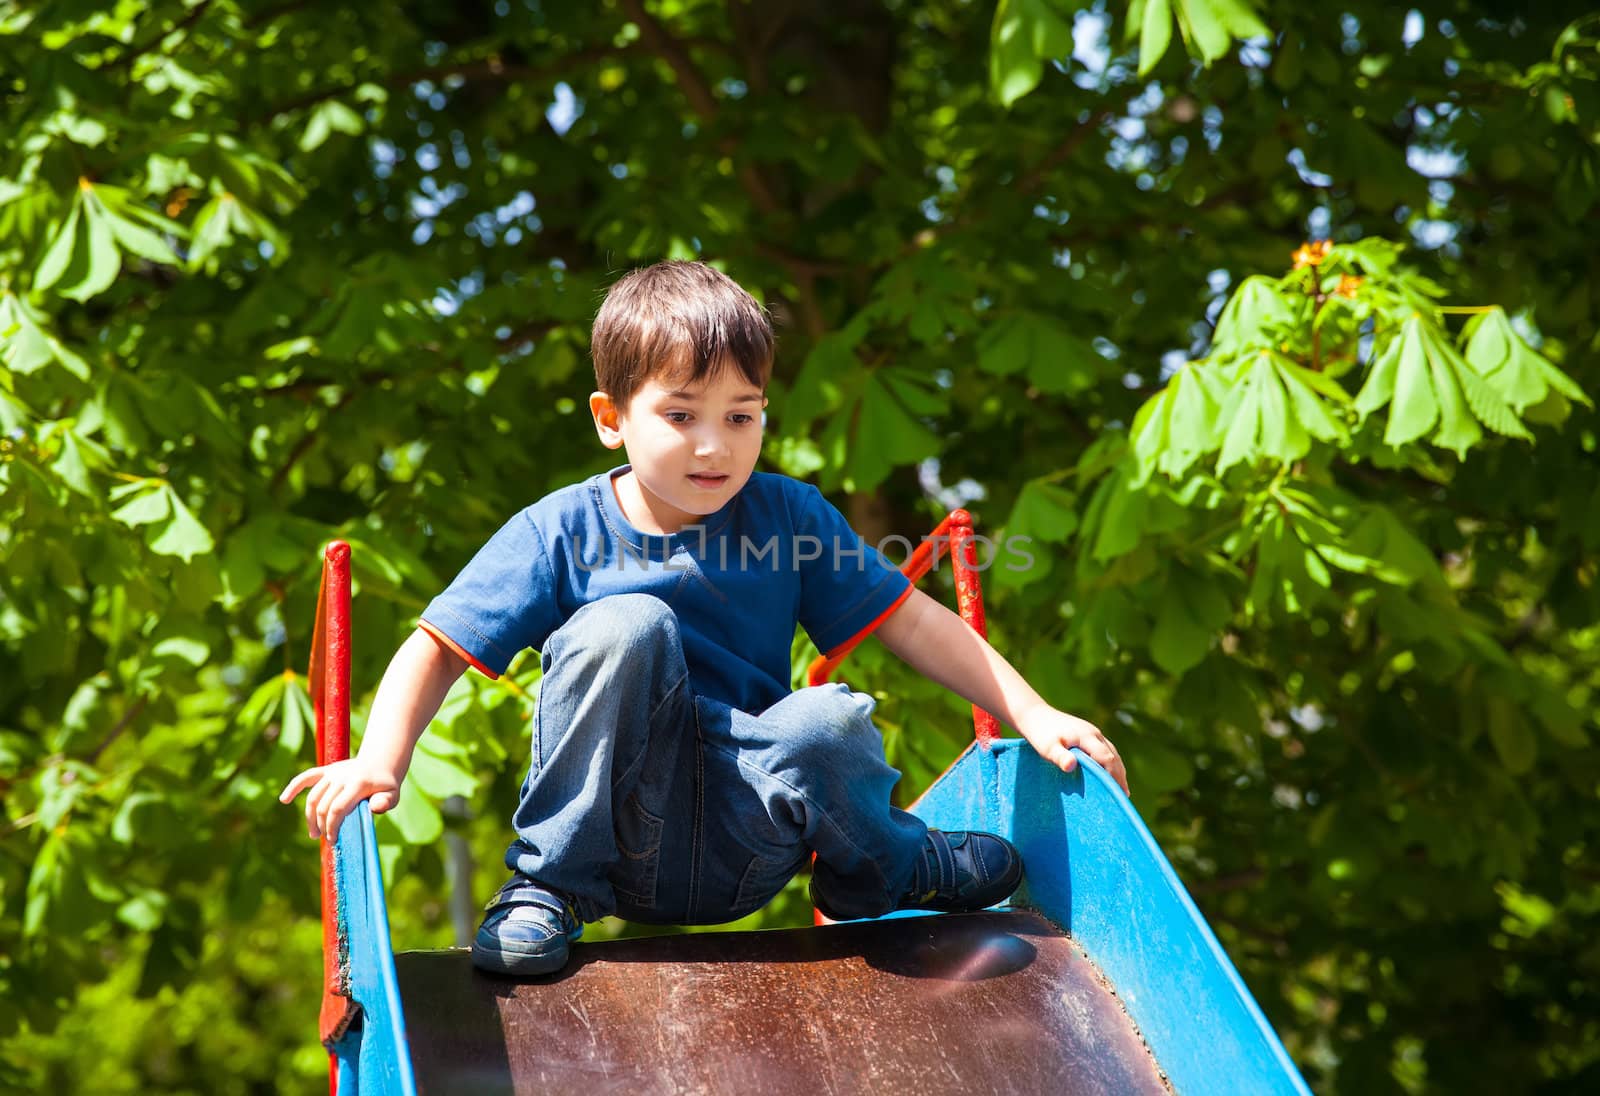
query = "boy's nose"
xmin=694 ymin=430 xmax=730 ymax=459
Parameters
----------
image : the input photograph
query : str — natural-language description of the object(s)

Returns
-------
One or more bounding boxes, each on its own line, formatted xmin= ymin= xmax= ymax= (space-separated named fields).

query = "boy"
xmin=281 ymin=261 xmax=1127 ymax=977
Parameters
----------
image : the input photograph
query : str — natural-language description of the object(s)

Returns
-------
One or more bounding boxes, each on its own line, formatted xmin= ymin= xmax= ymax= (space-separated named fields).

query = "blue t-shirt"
xmin=419 ymin=465 xmax=912 ymax=714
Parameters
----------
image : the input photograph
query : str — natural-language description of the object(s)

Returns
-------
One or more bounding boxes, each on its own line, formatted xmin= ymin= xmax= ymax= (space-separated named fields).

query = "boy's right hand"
xmin=279 ymin=758 xmax=401 ymax=841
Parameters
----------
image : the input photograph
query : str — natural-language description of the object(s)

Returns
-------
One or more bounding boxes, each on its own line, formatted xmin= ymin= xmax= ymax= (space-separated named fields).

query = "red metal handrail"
xmin=806 ymin=508 xmax=1000 ymax=746
xmin=310 ymin=541 xmax=355 ymax=1095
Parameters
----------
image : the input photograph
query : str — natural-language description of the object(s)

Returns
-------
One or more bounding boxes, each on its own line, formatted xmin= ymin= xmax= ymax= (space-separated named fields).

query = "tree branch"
xmin=270 ymin=389 xmax=355 ymax=493
xmin=88 ymin=697 xmax=149 ymax=767
xmin=108 ymin=0 xmax=215 ymax=72
xmin=1015 ymin=107 xmax=1115 ymax=195
xmin=618 ymin=0 xmax=782 ymax=217
xmin=254 ymin=46 xmax=632 ymax=126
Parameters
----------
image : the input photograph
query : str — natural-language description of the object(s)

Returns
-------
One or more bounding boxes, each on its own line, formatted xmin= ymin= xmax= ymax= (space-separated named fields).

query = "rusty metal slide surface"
xmin=393 ymin=910 xmax=1168 ymax=1095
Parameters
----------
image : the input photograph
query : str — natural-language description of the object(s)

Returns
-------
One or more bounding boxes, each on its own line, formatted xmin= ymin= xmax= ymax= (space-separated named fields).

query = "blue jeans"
xmin=503 ymin=594 xmax=929 ymax=925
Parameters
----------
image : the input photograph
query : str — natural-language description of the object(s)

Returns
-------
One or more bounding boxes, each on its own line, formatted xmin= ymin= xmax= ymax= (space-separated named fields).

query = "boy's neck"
xmin=611 ymin=469 xmax=693 ymax=536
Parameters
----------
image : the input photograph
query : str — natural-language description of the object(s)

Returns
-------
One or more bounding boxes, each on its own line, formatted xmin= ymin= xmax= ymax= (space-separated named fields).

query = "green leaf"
xmin=407 ymin=740 xmax=478 ymax=800
xmin=1180 ymin=0 xmax=1234 ymax=64
xmin=1462 ymin=308 xmax=1591 ymax=419
xmin=1383 ymin=318 xmax=1438 ymax=447
xmin=785 ymin=329 xmax=860 ymax=430
xmin=1216 ymin=353 xmax=1307 ymax=473
xmin=1528 ymin=687 xmax=1589 ymax=748
xmin=34 ymin=198 xmax=82 ymax=292
xmin=1150 ymin=565 xmax=1232 ymax=674
xmin=110 ymin=483 xmax=172 ymax=527
xmin=1087 ymin=465 xmax=1150 ymax=562
xmin=1354 ymin=329 xmax=1402 ymax=419
xmin=1486 ymin=697 xmax=1537 ymax=775
xmin=147 ymin=490 xmax=215 ymax=561
xmin=112 ymin=793 xmax=185 ymax=849
xmin=1421 ymin=325 xmax=1482 ymax=457
xmin=1166 ymin=363 xmax=1226 ymax=458
xmin=1256 ymin=351 xmax=1306 ymax=463
xmin=300 ymin=100 xmax=365 ymax=152
xmin=278 ymin=674 xmax=314 ymax=755
xmin=219 ymin=532 xmax=265 ymax=607
xmin=1130 ymin=383 xmax=1175 ymax=483
xmin=60 ymin=186 xmax=122 ymax=302
xmin=152 ymin=633 xmax=209 ymax=667
xmin=1133 ymin=362 xmax=1228 ymax=482
xmin=51 ymin=429 xmax=94 ymax=494
xmin=990 ymin=0 xmax=1073 ymax=107
xmin=1138 ymin=0 xmax=1173 ymax=76
xmin=1276 ymin=356 xmax=1348 ymax=443
xmin=978 ymin=311 xmax=1099 ymax=394
xmin=1125 ymin=735 xmax=1196 ymax=793
xmin=117 ymin=889 xmax=170 ymax=933
xmin=383 ymin=783 xmax=443 ymax=844
xmin=187 ymin=193 xmax=273 ymax=271
xmin=108 ymin=209 xmax=179 ymax=265
xmin=1341 ymin=505 xmax=1444 ymax=588
xmin=238 ymin=673 xmax=286 ymax=727
xmin=845 ymin=370 xmax=941 ymax=492
xmin=1212 ymin=276 xmax=1297 ymax=355
xmin=0 ymin=291 xmax=90 ymax=380
xmin=24 ymin=832 xmax=65 ymax=938
xmin=1008 ymin=478 xmax=1079 ymax=542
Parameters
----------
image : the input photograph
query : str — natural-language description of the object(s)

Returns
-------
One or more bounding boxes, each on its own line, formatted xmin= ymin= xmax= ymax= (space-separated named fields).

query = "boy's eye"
xmin=665 ymin=411 xmax=692 ymax=424
xmin=729 ymin=413 xmax=755 ymax=425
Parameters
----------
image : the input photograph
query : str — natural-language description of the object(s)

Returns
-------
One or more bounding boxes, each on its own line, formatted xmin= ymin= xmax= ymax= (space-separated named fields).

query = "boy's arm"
xmin=874 ymin=588 xmax=1129 ymax=794
xmin=279 ymin=627 xmax=469 ymax=839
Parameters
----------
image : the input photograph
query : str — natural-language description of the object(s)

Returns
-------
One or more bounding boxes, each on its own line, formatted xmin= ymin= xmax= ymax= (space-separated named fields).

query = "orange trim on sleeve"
xmin=418 ymin=620 xmax=500 ymax=680
xmin=822 ymin=584 xmax=915 ymax=660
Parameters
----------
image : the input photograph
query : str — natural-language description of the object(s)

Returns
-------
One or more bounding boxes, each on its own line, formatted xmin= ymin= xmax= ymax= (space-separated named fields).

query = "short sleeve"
xmin=794 ymin=484 xmax=912 ymax=656
xmin=419 ymin=510 xmax=561 ymax=678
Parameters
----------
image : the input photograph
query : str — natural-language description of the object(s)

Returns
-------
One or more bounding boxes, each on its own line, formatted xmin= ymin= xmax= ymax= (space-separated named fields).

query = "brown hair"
xmin=591 ymin=261 xmax=774 ymax=410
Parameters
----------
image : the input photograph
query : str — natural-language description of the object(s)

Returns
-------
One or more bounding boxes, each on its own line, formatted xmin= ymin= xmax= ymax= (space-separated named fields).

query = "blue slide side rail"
xmin=329 ymin=803 xmax=416 ymax=1096
xmin=907 ymin=740 xmax=1310 ymax=1096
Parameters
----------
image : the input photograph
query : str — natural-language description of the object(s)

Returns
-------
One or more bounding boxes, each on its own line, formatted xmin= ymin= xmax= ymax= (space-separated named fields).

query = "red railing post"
xmin=947 ymin=510 xmax=1001 ymax=747
xmin=311 ymin=541 xmax=356 ymax=1092
xmin=806 ymin=508 xmax=1000 ymax=746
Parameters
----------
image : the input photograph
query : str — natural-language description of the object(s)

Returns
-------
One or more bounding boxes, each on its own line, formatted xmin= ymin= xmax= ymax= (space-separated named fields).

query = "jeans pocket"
xmin=611 ymin=792 xmax=664 ymax=908
xmin=731 ymin=853 xmax=797 ymax=917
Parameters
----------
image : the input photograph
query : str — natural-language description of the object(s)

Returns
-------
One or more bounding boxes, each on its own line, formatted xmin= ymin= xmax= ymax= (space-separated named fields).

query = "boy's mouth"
xmin=688 ymin=472 xmax=729 ymax=489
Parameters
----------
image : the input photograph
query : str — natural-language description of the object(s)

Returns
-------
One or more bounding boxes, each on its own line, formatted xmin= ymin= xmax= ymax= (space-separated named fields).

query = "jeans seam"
xmin=648 ymin=672 xmax=690 ymax=721
xmin=612 ymin=795 xmax=661 ymax=908
xmin=606 ymin=671 xmax=688 ymax=797
xmin=533 ymin=653 xmax=549 ymax=772
xmin=687 ymin=707 xmax=706 ymax=919
xmin=733 ymin=854 xmax=792 ymax=913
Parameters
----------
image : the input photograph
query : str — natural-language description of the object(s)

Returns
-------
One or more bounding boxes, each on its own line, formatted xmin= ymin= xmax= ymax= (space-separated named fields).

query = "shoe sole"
xmin=825 ymin=850 xmax=1024 ymax=919
xmin=470 ymin=930 xmax=579 ymax=976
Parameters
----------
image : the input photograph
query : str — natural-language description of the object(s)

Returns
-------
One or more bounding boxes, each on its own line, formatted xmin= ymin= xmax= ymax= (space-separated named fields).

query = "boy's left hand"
xmin=1017 ymin=707 xmax=1129 ymax=795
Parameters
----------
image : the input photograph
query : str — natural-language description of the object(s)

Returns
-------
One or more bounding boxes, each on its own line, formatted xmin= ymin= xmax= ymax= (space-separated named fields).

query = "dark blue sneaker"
xmin=896 ymin=829 xmax=1023 ymax=914
xmin=470 ymin=874 xmax=583 ymax=976
xmin=810 ymin=828 xmax=1023 ymax=921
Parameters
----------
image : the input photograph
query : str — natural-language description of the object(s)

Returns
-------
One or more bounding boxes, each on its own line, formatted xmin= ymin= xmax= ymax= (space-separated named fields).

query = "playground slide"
xmin=318 ymin=739 xmax=1311 ymax=1095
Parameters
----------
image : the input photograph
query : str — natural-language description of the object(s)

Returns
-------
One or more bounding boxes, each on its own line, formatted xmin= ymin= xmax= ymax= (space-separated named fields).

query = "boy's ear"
xmin=589 ymin=391 xmax=625 ymax=449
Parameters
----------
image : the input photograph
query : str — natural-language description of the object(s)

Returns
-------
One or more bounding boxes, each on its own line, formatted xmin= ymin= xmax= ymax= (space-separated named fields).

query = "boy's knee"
xmin=562 ymin=594 xmax=678 ymax=651
xmin=781 ymin=683 xmax=879 ymax=760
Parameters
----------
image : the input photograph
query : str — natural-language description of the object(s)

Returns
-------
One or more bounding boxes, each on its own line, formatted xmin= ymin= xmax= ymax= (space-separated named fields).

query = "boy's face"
xmin=589 ymin=363 xmax=767 ymax=533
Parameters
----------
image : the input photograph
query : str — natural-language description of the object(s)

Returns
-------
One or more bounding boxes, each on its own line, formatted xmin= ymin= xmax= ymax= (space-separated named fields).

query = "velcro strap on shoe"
xmin=927 ymin=829 xmax=959 ymax=895
xmin=484 ymin=881 xmax=572 ymax=920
